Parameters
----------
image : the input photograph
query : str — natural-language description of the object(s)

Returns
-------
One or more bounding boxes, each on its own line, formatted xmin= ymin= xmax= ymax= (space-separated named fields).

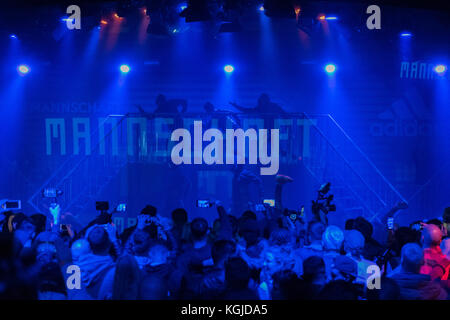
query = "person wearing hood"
xmin=70 ymin=226 xmax=115 ymax=299
xmin=389 ymin=243 xmax=447 ymax=300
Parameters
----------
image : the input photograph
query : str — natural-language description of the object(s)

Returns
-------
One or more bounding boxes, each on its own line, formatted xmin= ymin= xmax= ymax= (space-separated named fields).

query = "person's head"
xmin=400 ymin=242 xmax=424 ymax=273
xmin=239 ymin=219 xmax=260 ymax=246
xmin=241 ymin=210 xmax=257 ymax=221
xmin=113 ymin=254 xmax=141 ymax=300
xmin=204 ymin=102 xmax=214 ymax=113
xmin=155 ymin=94 xmax=166 ymax=105
xmin=14 ymin=215 xmax=35 ymax=234
xmin=421 ymin=224 xmax=442 ymax=248
xmin=353 ymin=216 xmax=373 ymax=241
xmin=258 ymin=93 xmax=270 ymax=106
xmin=225 ymin=257 xmax=251 ymax=290
xmin=427 ymin=219 xmax=447 ymax=237
xmin=211 ymin=240 xmax=236 ymax=267
xmin=271 ymin=269 xmax=299 ymax=300
xmin=344 ymin=230 xmax=365 ymax=257
xmin=13 ymin=215 xmax=36 ymax=244
xmin=427 ymin=218 xmax=443 ymax=228
xmin=307 ymin=221 xmax=325 ymax=243
xmin=190 ymin=218 xmax=208 ymax=242
xmin=87 ymin=226 xmax=111 ymax=255
xmin=171 ymin=208 xmax=187 ymax=227
xmin=302 ymin=255 xmax=327 ymax=286
xmin=441 ymin=238 xmax=450 ymax=258
xmin=71 ymin=239 xmax=91 ymax=262
xmin=36 ymin=242 xmax=58 ymax=266
xmin=345 ymin=219 xmax=355 ymax=230
xmin=392 ymin=227 xmax=421 ymax=254
xmin=30 ymin=214 xmax=47 ymax=235
xmin=141 ymin=205 xmax=157 ymax=217
xmin=132 ymin=228 xmax=154 ymax=256
xmin=322 ymin=225 xmax=344 ymax=251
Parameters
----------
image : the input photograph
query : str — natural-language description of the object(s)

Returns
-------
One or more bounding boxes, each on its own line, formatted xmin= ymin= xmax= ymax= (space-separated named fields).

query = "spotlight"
xmin=10 ymin=34 xmax=17 ymax=39
xmin=17 ymin=64 xmax=30 ymax=75
xmin=434 ymin=64 xmax=447 ymax=74
xmin=325 ymin=16 xmax=337 ymax=20
xmin=113 ymin=13 xmax=124 ymax=20
xmin=178 ymin=3 xmax=188 ymax=12
xmin=100 ymin=19 xmax=108 ymax=25
xmin=224 ymin=65 xmax=234 ymax=73
xmin=120 ymin=64 xmax=130 ymax=73
xmin=259 ymin=5 xmax=265 ymax=12
xmin=400 ymin=32 xmax=412 ymax=37
xmin=324 ymin=64 xmax=336 ymax=74
xmin=318 ymin=15 xmax=326 ymax=20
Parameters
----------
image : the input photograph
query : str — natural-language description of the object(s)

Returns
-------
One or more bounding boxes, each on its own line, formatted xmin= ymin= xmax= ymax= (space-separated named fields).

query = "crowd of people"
xmin=1 ymin=174 xmax=450 ymax=300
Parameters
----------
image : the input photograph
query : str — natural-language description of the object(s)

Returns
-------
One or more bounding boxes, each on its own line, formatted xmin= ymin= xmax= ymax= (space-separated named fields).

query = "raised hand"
xmin=49 ymin=203 xmax=61 ymax=225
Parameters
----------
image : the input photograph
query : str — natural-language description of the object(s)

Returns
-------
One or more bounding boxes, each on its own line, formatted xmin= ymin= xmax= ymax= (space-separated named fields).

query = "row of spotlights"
xmin=14 ymin=63 xmax=447 ymax=76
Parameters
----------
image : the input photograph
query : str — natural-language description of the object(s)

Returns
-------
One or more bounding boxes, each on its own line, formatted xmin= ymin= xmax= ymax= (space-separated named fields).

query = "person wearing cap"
xmin=322 ymin=225 xmax=345 ymax=281
xmin=344 ymin=229 xmax=377 ymax=285
xmin=119 ymin=204 xmax=158 ymax=245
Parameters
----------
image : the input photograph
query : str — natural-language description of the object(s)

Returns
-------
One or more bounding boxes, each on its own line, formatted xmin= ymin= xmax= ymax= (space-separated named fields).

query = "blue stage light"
xmin=259 ymin=5 xmax=265 ymax=11
xmin=178 ymin=3 xmax=187 ymax=12
xmin=434 ymin=64 xmax=447 ymax=74
xmin=325 ymin=16 xmax=338 ymax=20
xmin=120 ymin=64 xmax=130 ymax=73
xmin=324 ymin=64 xmax=336 ymax=74
xmin=400 ymin=32 xmax=412 ymax=37
xmin=10 ymin=34 xmax=17 ymax=39
xmin=224 ymin=65 xmax=234 ymax=73
xmin=17 ymin=64 xmax=30 ymax=75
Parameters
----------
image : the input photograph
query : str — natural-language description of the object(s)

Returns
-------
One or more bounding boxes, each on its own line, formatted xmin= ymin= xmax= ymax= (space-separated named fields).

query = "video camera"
xmin=0 ymin=199 xmax=21 ymax=213
xmin=283 ymin=205 xmax=305 ymax=223
xmin=311 ymin=182 xmax=336 ymax=225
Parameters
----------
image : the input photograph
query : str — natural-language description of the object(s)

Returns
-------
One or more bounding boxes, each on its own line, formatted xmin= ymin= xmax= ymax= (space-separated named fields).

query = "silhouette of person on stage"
xmin=229 ymin=93 xmax=285 ymax=114
xmin=154 ymin=94 xmax=188 ymax=114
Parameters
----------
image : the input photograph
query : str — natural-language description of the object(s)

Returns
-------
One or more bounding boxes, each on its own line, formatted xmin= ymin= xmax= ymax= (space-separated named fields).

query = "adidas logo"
xmin=370 ymin=88 xmax=433 ymax=137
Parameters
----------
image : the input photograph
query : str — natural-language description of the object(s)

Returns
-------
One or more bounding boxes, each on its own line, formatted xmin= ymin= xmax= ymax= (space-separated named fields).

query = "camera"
xmin=311 ymin=182 xmax=336 ymax=225
xmin=42 ymin=188 xmax=63 ymax=198
xmin=283 ymin=206 xmax=305 ymax=222
xmin=263 ymin=199 xmax=275 ymax=207
xmin=0 ymin=199 xmax=21 ymax=212
xmin=197 ymin=200 xmax=213 ymax=208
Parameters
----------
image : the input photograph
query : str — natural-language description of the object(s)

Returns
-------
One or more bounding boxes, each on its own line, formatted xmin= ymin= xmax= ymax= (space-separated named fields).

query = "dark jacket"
xmin=390 ymin=271 xmax=447 ymax=300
